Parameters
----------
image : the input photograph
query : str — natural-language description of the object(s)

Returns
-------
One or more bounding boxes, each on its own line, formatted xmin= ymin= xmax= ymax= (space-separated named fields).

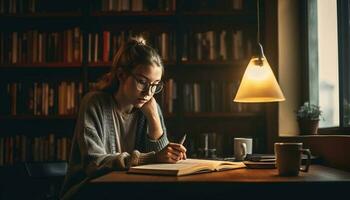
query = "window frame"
xmin=304 ymin=0 xmax=350 ymax=134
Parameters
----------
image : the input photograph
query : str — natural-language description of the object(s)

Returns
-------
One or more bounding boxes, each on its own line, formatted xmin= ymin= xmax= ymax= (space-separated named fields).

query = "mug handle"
xmin=240 ymin=143 xmax=247 ymax=159
xmin=300 ymin=148 xmax=311 ymax=172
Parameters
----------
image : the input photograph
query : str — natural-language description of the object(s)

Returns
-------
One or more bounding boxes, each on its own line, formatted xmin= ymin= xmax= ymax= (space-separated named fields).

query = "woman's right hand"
xmin=155 ymin=143 xmax=187 ymax=163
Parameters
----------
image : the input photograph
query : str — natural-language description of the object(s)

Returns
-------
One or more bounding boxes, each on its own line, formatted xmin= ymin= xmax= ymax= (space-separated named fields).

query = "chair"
xmin=0 ymin=161 xmax=68 ymax=200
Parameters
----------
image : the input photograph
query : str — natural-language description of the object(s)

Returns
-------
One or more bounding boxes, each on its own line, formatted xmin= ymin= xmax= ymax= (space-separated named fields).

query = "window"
xmin=307 ymin=0 xmax=350 ymax=129
xmin=338 ymin=0 xmax=350 ymax=128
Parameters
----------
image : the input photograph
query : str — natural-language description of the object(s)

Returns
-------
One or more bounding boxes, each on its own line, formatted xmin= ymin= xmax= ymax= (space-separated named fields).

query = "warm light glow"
xmin=234 ymin=57 xmax=285 ymax=102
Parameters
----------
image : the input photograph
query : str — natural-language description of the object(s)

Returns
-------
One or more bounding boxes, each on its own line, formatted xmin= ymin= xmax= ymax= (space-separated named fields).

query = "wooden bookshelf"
xmin=0 ymin=115 xmax=76 ymax=120
xmin=183 ymin=112 xmax=263 ymax=118
xmin=91 ymin=11 xmax=176 ymax=16
xmin=0 ymin=63 xmax=82 ymax=68
xmin=0 ymin=0 xmax=269 ymax=164
xmin=0 ymin=12 xmax=82 ymax=18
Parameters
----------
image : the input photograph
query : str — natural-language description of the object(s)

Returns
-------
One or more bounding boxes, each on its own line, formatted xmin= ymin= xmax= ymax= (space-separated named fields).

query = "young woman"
xmin=60 ymin=37 xmax=186 ymax=199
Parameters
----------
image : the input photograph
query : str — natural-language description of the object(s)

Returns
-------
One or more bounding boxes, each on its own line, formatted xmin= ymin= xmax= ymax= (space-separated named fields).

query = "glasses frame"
xmin=130 ymin=73 xmax=164 ymax=94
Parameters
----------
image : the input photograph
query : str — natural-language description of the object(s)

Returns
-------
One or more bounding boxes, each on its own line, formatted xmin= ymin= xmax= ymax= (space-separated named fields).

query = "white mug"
xmin=234 ymin=138 xmax=253 ymax=161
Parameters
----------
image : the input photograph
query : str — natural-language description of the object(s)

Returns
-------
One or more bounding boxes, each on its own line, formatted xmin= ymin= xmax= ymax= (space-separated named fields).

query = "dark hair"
xmin=94 ymin=37 xmax=164 ymax=93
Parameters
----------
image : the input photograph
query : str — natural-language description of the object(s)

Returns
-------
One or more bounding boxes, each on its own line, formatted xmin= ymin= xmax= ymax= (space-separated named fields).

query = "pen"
xmin=179 ymin=134 xmax=187 ymax=145
xmin=179 ymin=134 xmax=187 ymax=160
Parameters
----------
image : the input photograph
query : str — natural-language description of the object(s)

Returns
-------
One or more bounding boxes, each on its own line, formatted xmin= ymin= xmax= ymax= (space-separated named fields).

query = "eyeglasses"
xmin=130 ymin=73 xmax=164 ymax=94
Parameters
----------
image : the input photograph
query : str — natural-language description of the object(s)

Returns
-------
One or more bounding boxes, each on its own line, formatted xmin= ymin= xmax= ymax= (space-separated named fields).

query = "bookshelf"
xmin=0 ymin=0 xmax=269 ymax=166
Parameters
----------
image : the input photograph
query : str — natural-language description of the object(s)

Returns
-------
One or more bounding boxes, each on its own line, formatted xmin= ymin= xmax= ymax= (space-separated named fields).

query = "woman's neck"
xmin=113 ymin=91 xmax=133 ymax=114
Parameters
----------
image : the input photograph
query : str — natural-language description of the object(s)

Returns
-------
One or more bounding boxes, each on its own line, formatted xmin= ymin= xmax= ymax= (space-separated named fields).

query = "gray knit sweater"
xmin=59 ymin=91 xmax=169 ymax=199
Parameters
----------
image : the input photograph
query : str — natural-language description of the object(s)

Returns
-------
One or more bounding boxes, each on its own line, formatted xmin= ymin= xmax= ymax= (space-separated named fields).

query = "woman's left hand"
xmin=140 ymin=97 xmax=158 ymax=119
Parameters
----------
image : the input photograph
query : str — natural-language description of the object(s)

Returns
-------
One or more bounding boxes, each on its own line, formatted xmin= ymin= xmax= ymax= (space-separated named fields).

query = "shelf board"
xmin=0 ymin=63 xmax=82 ymax=68
xmin=87 ymin=62 xmax=112 ymax=68
xmin=179 ymin=60 xmax=246 ymax=67
xmin=0 ymin=12 xmax=82 ymax=27
xmin=182 ymin=112 xmax=263 ymax=118
xmin=182 ymin=10 xmax=254 ymax=17
xmin=181 ymin=11 xmax=256 ymax=25
xmin=0 ymin=11 xmax=83 ymax=24
xmin=91 ymin=11 xmax=176 ymax=17
xmin=0 ymin=113 xmax=263 ymax=120
xmin=0 ymin=115 xmax=77 ymax=120
xmin=89 ymin=11 xmax=177 ymax=26
xmin=163 ymin=113 xmax=176 ymax=118
xmin=88 ymin=61 xmax=177 ymax=68
xmin=0 ymin=11 xmax=250 ymax=18
xmin=0 ymin=12 xmax=82 ymax=18
xmin=85 ymin=61 xmax=246 ymax=68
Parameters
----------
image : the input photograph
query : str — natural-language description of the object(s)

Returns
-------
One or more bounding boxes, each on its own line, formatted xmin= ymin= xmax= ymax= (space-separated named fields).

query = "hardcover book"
xmin=128 ymin=158 xmax=246 ymax=176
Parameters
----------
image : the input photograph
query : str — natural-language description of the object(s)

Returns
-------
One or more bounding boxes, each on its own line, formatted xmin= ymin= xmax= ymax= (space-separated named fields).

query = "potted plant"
xmin=296 ymin=102 xmax=322 ymax=135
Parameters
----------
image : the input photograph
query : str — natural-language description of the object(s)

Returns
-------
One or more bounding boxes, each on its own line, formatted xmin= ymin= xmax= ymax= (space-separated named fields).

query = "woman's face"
xmin=119 ymin=64 xmax=163 ymax=108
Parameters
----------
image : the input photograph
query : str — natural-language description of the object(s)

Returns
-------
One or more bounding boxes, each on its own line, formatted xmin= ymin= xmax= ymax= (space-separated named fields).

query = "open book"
xmin=128 ymin=159 xmax=246 ymax=176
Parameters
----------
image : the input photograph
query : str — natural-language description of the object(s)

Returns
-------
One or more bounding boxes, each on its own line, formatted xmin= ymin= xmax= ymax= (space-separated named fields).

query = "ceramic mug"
xmin=274 ymin=142 xmax=311 ymax=176
xmin=234 ymin=138 xmax=252 ymax=161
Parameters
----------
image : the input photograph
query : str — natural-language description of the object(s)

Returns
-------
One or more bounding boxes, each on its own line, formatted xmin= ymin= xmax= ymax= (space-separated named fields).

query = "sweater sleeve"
xmin=81 ymin=127 xmax=156 ymax=177
xmin=76 ymin=93 xmax=156 ymax=178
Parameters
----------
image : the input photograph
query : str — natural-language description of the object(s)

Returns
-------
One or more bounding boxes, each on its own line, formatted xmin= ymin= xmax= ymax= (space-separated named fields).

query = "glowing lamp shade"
xmin=234 ymin=57 xmax=285 ymax=103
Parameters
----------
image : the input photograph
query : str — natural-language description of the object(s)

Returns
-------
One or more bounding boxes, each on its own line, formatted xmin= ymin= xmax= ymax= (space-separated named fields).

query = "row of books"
xmin=182 ymin=81 xmax=263 ymax=113
xmin=89 ymin=79 xmax=177 ymax=115
xmin=183 ymin=0 xmax=243 ymax=11
xmin=0 ymin=0 xmax=81 ymax=14
xmin=0 ymin=0 xmax=244 ymax=14
xmin=0 ymin=79 xmax=263 ymax=116
xmin=181 ymin=30 xmax=249 ymax=62
xmin=93 ymin=0 xmax=244 ymax=12
xmin=87 ymin=31 xmax=176 ymax=63
xmin=0 ymin=28 xmax=82 ymax=64
xmin=92 ymin=0 xmax=176 ymax=12
xmin=1 ymin=79 xmax=177 ymax=116
xmin=0 ymin=28 xmax=249 ymax=65
xmin=0 ymin=133 xmax=71 ymax=166
xmin=0 ymin=81 xmax=83 ymax=116
xmin=156 ymin=78 xmax=176 ymax=114
xmin=92 ymin=0 xmax=245 ymax=12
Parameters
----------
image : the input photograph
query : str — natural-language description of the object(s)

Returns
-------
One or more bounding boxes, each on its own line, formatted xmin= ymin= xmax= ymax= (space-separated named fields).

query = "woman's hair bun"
xmin=129 ymin=36 xmax=146 ymax=46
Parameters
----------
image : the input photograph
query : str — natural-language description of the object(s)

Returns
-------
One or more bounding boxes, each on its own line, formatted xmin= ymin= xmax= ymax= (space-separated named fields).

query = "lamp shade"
xmin=234 ymin=57 xmax=285 ymax=103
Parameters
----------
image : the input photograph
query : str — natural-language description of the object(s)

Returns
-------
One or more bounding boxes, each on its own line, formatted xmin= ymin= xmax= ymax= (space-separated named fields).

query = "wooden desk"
xmin=80 ymin=165 xmax=350 ymax=200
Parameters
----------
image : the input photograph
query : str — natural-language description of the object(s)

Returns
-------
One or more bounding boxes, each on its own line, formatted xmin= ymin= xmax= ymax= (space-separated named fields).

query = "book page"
xmin=130 ymin=159 xmax=211 ymax=172
xmin=131 ymin=162 xmax=195 ymax=170
xmin=182 ymin=159 xmax=246 ymax=171
xmin=128 ymin=159 xmax=213 ymax=176
xmin=178 ymin=159 xmax=245 ymax=170
xmin=215 ymin=162 xmax=246 ymax=171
